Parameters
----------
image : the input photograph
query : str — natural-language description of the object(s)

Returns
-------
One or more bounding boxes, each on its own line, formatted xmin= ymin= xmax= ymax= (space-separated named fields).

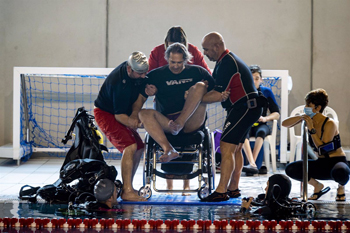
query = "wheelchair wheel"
xmin=143 ymin=134 xmax=153 ymax=186
xmin=302 ymin=202 xmax=316 ymax=214
xmin=197 ymin=186 xmax=210 ymax=200
xmin=139 ymin=186 xmax=152 ymax=199
xmin=205 ymin=129 xmax=216 ymax=192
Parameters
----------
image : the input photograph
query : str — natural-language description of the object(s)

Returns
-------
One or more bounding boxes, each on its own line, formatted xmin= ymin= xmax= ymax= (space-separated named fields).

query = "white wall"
xmin=0 ymin=0 xmax=107 ymax=144
xmin=0 ymin=0 xmax=349 ymax=147
xmin=313 ymin=0 xmax=350 ymax=143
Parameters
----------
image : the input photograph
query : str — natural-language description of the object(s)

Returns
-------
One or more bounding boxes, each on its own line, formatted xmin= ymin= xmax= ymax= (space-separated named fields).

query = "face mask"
xmin=304 ymin=107 xmax=316 ymax=118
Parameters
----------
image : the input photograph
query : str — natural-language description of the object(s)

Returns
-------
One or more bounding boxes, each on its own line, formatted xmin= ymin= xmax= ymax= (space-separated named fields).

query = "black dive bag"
xmin=19 ymin=107 xmax=120 ymax=203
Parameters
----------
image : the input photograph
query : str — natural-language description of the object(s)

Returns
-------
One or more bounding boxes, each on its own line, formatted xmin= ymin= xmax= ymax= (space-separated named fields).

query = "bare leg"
xmin=120 ymin=144 xmax=147 ymax=201
xmin=139 ymin=109 xmax=179 ymax=162
xmin=228 ymin=143 xmax=244 ymax=191
xmin=242 ymin=139 xmax=256 ymax=167
xmin=214 ymin=141 xmax=238 ymax=193
xmin=182 ymin=179 xmax=191 ymax=196
xmin=309 ymin=178 xmax=324 ymax=194
xmin=337 ymin=184 xmax=345 ymax=195
xmin=166 ymin=179 xmax=173 ymax=195
xmin=131 ymin=148 xmax=144 ymax=192
xmin=169 ymin=82 xmax=207 ymax=135
xmin=252 ymin=137 xmax=264 ymax=162
xmin=337 ymin=184 xmax=346 ymax=201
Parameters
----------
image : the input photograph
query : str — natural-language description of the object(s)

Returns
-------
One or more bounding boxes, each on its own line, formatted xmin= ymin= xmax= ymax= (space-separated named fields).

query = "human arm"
xmin=130 ymin=94 xmax=147 ymax=128
xmin=145 ymin=84 xmax=158 ymax=96
xmin=258 ymin=112 xmax=280 ymax=123
xmin=142 ymin=69 xmax=158 ymax=97
xmin=202 ymin=89 xmax=230 ymax=103
xmin=282 ymin=115 xmax=303 ymax=128
xmin=114 ymin=94 xmax=147 ymax=130
xmin=259 ymin=87 xmax=280 ymax=123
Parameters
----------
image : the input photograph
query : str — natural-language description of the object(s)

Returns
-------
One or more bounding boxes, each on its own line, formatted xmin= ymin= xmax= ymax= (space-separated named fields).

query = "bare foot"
xmin=182 ymin=187 xmax=191 ymax=196
xmin=166 ymin=192 xmax=173 ymax=195
xmin=313 ymin=182 xmax=324 ymax=194
xmin=121 ymin=190 xmax=147 ymax=202
xmin=168 ymin=120 xmax=183 ymax=135
xmin=159 ymin=150 xmax=179 ymax=162
xmin=309 ymin=182 xmax=325 ymax=200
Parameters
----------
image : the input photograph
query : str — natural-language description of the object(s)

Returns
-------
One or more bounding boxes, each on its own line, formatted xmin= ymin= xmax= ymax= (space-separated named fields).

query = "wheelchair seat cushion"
xmin=165 ymin=130 xmax=205 ymax=147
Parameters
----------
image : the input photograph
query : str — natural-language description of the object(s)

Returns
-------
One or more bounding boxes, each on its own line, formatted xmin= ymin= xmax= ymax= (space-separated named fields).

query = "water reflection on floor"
xmin=1 ymin=201 xmax=350 ymax=221
xmin=2 ymin=156 xmax=350 ymax=233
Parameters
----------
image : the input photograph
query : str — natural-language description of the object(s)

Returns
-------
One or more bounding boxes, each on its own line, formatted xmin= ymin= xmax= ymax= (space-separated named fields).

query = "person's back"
xmin=95 ymin=62 xmax=140 ymax=115
xmin=213 ymin=51 xmax=257 ymax=110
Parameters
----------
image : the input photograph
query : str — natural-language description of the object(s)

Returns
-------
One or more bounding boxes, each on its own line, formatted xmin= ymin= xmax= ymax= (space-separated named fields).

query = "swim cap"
xmin=127 ymin=51 xmax=149 ymax=73
xmin=94 ymin=179 xmax=115 ymax=202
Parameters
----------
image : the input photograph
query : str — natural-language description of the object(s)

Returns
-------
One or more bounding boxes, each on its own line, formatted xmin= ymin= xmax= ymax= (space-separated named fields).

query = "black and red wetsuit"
xmin=213 ymin=50 xmax=262 ymax=144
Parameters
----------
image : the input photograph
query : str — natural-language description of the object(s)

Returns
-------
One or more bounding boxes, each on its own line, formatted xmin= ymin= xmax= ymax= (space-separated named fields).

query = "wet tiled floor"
xmin=1 ymin=154 xmax=350 ymax=221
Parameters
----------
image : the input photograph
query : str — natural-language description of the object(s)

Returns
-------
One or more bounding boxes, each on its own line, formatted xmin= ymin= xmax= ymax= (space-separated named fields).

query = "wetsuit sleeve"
xmin=213 ymin=58 xmax=237 ymax=93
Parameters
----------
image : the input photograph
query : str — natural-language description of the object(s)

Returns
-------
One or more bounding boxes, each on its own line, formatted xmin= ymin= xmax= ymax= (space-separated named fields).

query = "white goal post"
xmin=0 ymin=67 xmax=289 ymax=165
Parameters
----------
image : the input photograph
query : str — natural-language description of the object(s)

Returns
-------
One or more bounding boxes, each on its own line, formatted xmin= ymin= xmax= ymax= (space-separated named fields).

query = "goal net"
xmin=8 ymin=67 xmax=289 ymax=163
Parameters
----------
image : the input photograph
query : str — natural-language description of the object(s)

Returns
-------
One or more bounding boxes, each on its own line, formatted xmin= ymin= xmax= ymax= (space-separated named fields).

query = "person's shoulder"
xmin=107 ymin=62 xmax=127 ymax=81
xmin=147 ymin=65 xmax=168 ymax=76
xmin=220 ymin=51 xmax=235 ymax=64
xmin=188 ymin=43 xmax=201 ymax=53
xmin=149 ymin=65 xmax=168 ymax=72
xmin=109 ymin=61 xmax=127 ymax=74
xmin=185 ymin=64 xmax=209 ymax=73
xmin=151 ymin=44 xmax=166 ymax=53
xmin=324 ymin=116 xmax=337 ymax=128
xmin=223 ymin=51 xmax=245 ymax=65
xmin=217 ymin=52 xmax=236 ymax=70
xmin=260 ymin=86 xmax=273 ymax=93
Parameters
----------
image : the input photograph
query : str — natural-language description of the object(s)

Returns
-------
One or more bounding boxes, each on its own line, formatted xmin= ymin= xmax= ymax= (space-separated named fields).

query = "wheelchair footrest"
xmin=154 ymin=169 xmax=202 ymax=180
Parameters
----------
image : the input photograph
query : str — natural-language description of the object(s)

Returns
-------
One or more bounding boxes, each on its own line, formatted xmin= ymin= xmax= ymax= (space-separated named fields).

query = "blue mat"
xmin=119 ymin=194 xmax=241 ymax=205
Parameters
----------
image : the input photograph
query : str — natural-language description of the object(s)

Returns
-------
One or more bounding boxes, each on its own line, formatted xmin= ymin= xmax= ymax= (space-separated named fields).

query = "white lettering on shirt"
xmin=166 ymin=78 xmax=193 ymax=86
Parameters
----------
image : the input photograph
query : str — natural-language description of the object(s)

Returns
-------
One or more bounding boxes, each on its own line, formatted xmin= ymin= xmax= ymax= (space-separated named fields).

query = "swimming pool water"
xmin=1 ymin=201 xmax=347 ymax=221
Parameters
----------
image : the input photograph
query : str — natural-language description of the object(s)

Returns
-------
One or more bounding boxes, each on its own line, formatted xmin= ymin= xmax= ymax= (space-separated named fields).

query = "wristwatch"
xmin=308 ymin=128 xmax=316 ymax=134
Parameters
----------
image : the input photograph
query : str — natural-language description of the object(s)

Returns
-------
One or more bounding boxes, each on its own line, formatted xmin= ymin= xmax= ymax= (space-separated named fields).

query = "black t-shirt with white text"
xmin=141 ymin=65 xmax=215 ymax=115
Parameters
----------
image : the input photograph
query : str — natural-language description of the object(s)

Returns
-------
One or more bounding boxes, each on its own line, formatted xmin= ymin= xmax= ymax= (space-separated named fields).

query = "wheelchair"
xmin=138 ymin=126 xmax=216 ymax=200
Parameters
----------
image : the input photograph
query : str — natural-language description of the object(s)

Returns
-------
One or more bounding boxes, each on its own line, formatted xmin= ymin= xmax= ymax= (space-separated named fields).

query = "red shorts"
xmin=94 ymin=108 xmax=144 ymax=153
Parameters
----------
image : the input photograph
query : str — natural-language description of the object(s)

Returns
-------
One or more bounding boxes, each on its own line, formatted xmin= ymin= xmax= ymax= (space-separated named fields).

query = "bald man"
xmin=201 ymin=32 xmax=263 ymax=202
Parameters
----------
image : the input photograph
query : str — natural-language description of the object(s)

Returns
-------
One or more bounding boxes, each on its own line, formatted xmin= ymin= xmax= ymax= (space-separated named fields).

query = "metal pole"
xmin=301 ymin=120 xmax=309 ymax=201
xmin=20 ymin=74 xmax=30 ymax=142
